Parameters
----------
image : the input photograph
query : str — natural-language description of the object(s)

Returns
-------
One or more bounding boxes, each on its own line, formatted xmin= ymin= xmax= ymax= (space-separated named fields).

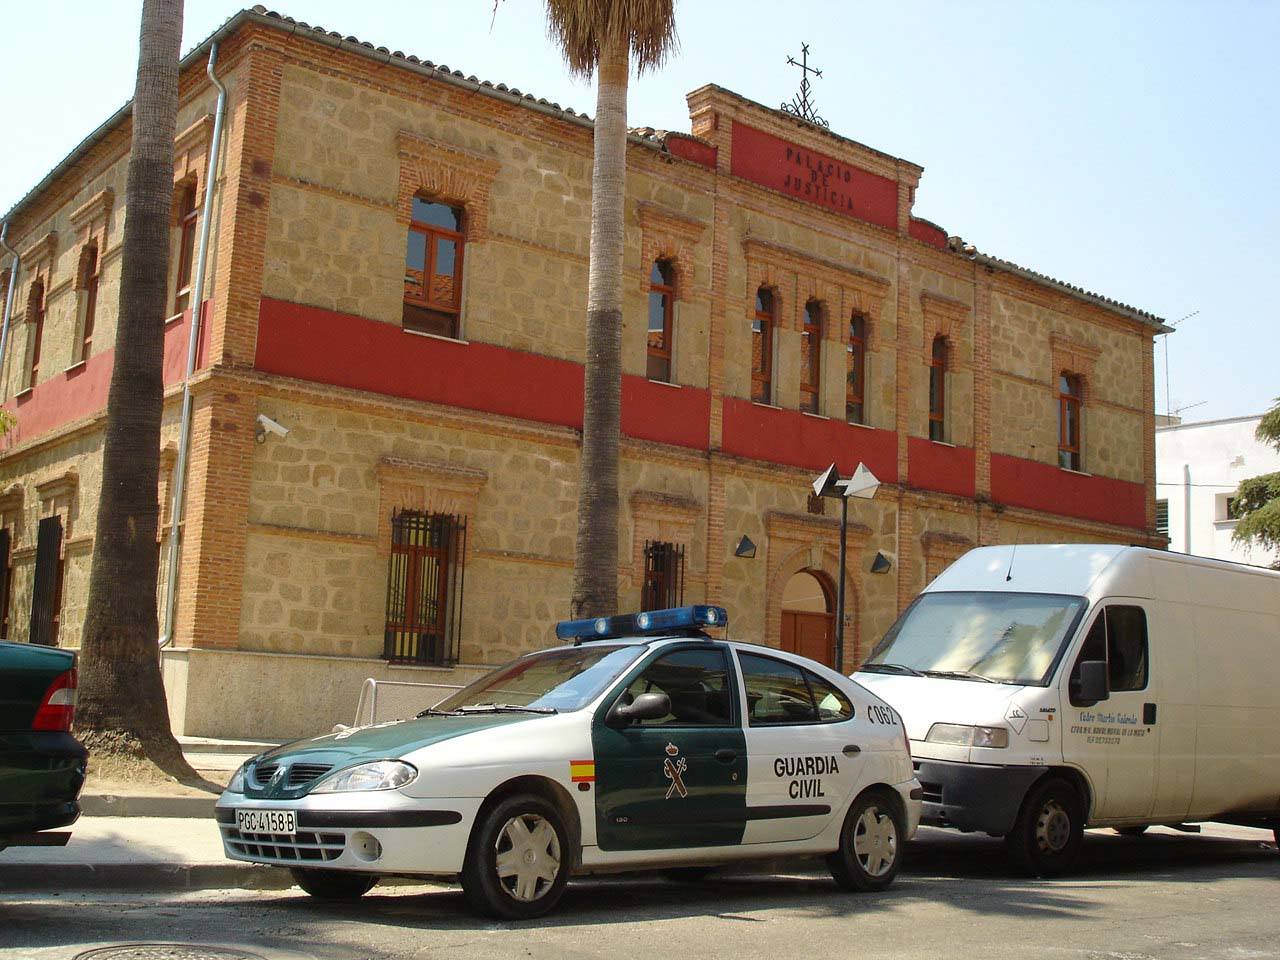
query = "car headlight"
xmin=311 ymin=760 xmax=418 ymax=793
xmin=925 ymin=723 xmax=1009 ymax=748
xmin=226 ymin=761 xmax=250 ymax=794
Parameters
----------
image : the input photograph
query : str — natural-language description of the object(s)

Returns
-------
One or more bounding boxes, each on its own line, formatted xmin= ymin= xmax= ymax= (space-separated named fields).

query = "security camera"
xmin=255 ymin=413 xmax=289 ymax=442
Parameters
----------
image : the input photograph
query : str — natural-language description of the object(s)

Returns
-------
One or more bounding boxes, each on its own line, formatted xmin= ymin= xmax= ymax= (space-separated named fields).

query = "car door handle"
xmin=1143 ymin=703 xmax=1157 ymax=725
xmin=714 ymin=748 xmax=738 ymax=764
xmin=843 ymin=744 xmax=862 ymax=756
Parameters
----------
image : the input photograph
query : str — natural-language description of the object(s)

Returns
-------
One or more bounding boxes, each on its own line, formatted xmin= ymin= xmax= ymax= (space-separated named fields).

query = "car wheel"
xmin=661 ymin=866 xmax=715 ymax=883
xmin=1005 ymin=776 xmax=1084 ymax=877
xmin=827 ymin=788 xmax=904 ymax=892
xmin=290 ymin=867 xmax=378 ymax=900
xmin=461 ymin=793 xmax=571 ymax=920
xmin=1114 ymin=825 xmax=1149 ymax=837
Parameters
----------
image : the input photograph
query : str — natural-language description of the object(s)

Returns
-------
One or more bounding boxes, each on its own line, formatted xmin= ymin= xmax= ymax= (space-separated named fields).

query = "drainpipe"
xmin=0 ymin=222 xmax=20 ymax=400
xmin=1182 ymin=464 xmax=1192 ymax=555
xmin=160 ymin=42 xmax=227 ymax=647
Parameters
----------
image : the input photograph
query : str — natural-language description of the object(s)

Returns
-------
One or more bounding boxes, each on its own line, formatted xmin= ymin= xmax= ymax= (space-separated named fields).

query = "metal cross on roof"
xmin=781 ymin=42 xmax=829 ymax=128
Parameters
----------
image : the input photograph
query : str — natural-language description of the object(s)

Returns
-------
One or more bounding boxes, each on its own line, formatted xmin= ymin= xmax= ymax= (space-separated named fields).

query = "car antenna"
xmin=1005 ymin=533 xmax=1019 ymax=582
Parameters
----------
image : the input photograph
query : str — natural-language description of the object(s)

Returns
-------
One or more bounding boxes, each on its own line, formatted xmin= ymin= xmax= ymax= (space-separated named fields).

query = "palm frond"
xmin=543 ymin=0 xmax=678 ymax=78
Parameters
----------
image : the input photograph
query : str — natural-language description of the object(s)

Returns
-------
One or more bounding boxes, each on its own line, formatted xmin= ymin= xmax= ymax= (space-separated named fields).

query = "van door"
xmin=1063 ymin=602 xmax=1158 ymax=821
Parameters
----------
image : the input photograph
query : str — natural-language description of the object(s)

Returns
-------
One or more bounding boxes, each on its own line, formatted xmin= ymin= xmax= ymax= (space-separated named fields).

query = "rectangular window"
xmin=622 ymin=647 xmax=733 ymax=726
xmin=751 ymin=287 xmax=774 ymax=404
xmin=1215 ymin=494 xmax=1242 ymax=522
xmin=928 ymin=336 xmax=946 ymax=442
xmin=173 ymin=186 xmax=199 ymax=316
xmin=403 ymin=197 xmax=465 ymax=339
xmin=30 ymin=515 xmax=65 ymax=646
xmin=383 ymin=510 xmax=466 ymax=666
xmin=1072 ymin=604 xmax=1148 ymax=700
xmin=800 ymin=301 xmax=823 ymax=415
xmin=846 ymin=314 xmax=867 ymax=424
xmin=24 ymin=281 xmax=45 ymax=390
xmin=0 ymin=527 xmax=10 ymax=640
xmin=647 ymin=260 xmax=675 ymax=382
xmin=1155 ymin=499 xmax=1169 ymax=536
xmin=1058 ymin=373 xmax=1083 ymax=470
xmin=641 ymin=540 xmax=685 ymax=612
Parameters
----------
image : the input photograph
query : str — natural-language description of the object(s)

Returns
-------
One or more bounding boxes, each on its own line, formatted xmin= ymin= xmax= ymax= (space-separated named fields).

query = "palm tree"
xmin=542 ymin=1 xmax=678 ymax=617
xmin=77 ymin=0 xmax=196 ymax=780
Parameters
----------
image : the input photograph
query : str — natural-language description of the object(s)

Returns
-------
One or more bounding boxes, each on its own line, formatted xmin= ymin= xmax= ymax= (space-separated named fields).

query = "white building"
xmin=1156 ymin=414 xmax=1280 ymax=567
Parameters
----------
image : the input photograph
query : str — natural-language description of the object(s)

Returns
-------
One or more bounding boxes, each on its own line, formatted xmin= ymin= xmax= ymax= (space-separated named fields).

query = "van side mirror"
xmin=607 ymin=691 xmax=671 ymax=726
xmin=1071 ymin=660 xmax=1109 ymax=706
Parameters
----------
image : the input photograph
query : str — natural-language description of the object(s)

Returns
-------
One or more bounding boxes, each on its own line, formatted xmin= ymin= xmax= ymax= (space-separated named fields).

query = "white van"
xmin=855 ymin=543 xmax=1280 ymax=875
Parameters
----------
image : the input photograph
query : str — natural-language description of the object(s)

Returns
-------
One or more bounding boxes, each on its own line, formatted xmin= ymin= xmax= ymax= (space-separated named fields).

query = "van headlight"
xmin=311 ymin=760 xmax=418 ymax=793
xmin=926 ymin=723 xmax=1009 ymax=748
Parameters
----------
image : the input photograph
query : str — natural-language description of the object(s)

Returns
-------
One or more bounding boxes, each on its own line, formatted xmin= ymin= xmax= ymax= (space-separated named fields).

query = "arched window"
xmin=800 ymin=300 xmax=823 ymax=415
xmin=647 ymin=259 xmax=675 ymax=382
xmin=173 ymin=184 xmax=199 ymax=316
xmin=75 ymin=243 xmax=99 ymax=363
xmin=928 ymin=335 xmax=947 ymax=441
xmin=24 ymin=279 xmax=45 ymax=390
xmin=846 ymin=314 xmax=867 ymax=424
xmin=752 ymin=287 xmax=774 ymax=404
xmin=1058 ymin=373 xmax=1083 ymax=470
xmin=403 ymin=197 xmax=465 ymax=338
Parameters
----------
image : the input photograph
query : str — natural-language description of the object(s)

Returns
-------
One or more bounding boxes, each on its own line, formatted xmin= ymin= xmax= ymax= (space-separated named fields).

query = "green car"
xmin=0 ymin=641 xmax=87 ymax=851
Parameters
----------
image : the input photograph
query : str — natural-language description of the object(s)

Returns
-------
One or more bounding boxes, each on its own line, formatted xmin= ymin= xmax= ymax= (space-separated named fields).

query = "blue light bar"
xmin=555 ymin=605 xmax=728 ymax=643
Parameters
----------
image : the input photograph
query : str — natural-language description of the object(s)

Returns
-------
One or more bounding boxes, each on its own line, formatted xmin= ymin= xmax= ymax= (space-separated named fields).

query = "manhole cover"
xmin=75 ymin=947 xmax=267 ymax=960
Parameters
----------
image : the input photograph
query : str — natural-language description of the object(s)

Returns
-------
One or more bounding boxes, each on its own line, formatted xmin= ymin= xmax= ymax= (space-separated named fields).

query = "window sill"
xmin=646 ymin=378 xmax=682 ymax=389
xmin=1213 ymin=519 xmax=1239 ymax=528
xmin=750 ymin=400 xmax=782 ymax=410
xmin=64 ymin=360 xmax=88 ymax=375
xmin=928 ymin=438 xmax=956 ymax=448
xmin=385 ymin=661 xmax=465 ymax=675
xmin=14 ymin=387 xmax=33 ymax=401
xmin=1059 ymin=467 xmax=1092 ymax=478
xmin=801 ymin=411 xmax=828 ymax=421
xmin=164 ymin=313 xmax=185 ymax=327
xmin=846 ymin=420 xmax=876 ymax=431
xmin=402 ymin=327 xmax=468 ymax=345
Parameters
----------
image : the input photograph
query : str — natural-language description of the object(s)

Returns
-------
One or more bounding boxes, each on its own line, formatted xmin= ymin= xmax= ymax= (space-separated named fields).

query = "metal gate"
xmin=641 ymin=540 xmax=685 ymax=611
xmin=383 ymin=510 xmax=466 ymax=666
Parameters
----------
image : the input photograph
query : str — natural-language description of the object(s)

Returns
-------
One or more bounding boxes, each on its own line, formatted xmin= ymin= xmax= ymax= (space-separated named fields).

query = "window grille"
xmin=30 ymin=515 xmax=64 ymax=647
xmin=384 ymin=510 xmax=466 ymax=666
xmin=641 ymin=540 xmax=685 ymax=612
xmin=1154 ymin=499 xmax=1169 ymax=536
xmin=0 ymin=527 xmax=10 ymax=640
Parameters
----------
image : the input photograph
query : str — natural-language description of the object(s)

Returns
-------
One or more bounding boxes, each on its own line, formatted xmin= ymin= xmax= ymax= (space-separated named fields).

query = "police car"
xmin=216 ymin=606 xmax=922 ymax=919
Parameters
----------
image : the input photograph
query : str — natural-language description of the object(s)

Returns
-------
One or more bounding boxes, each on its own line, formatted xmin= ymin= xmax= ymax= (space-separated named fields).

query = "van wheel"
xmin=1115 ymin=825 xmax=1149 ymax=837
xmin=1006 ymin=776 xmax=1083 ymax=877
xmin=461 ymin=793 xmax=570 ymax=920
xmin=291 ymin=867 xmax=378 ymax=900
xmin=828 ymin=788 xmax=904 ymax=892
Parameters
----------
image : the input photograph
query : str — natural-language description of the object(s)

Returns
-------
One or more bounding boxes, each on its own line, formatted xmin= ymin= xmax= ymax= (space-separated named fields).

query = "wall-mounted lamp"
xmin=734 ymin=535 xmax=757 ymax=559
xmin=870 ymin=551 xmax=893 ymax=574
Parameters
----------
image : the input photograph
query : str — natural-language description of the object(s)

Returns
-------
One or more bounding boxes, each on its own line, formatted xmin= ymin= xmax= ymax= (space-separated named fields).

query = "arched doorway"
xmin=780 ymin=569 xmax=835 ymax=667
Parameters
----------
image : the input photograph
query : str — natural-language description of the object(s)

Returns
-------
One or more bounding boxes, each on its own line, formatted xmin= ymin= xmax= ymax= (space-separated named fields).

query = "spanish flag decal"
xmin=569 ymin=760 xmax=596 ymax=783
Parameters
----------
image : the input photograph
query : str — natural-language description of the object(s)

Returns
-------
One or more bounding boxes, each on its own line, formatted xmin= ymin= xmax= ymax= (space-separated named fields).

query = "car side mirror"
xmin=607 ymin=691 xmax=671 ymax=726
xmin=1071 ymin=660 xmax=1109 ymax=706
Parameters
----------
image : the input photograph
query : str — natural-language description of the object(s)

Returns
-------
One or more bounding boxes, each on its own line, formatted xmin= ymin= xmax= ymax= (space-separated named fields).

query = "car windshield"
xmin=864 ymin=592 xmax=1087 ymax=686
xmin=433 ymin=644 xmax=646 ymax=713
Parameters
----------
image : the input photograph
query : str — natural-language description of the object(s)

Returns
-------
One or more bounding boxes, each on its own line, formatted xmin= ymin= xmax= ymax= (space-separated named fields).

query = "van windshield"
xmin=864 ymin=592 xmax=1087 ymax=686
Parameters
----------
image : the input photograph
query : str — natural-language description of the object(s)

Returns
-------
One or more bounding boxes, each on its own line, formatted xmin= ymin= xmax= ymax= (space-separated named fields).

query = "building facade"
xmin=0 ymin=10 xmax=1167 ymax=739
xmin=1156 ymin=414 xmax=1280 ymax=567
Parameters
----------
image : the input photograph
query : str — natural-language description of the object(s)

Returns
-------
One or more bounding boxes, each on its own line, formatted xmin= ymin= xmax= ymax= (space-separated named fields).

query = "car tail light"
xmin=33 ymin=669 xmax=77 ymax=732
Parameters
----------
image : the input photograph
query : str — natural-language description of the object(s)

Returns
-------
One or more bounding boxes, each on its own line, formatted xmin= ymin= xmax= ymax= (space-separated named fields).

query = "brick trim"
xmin=374 ymin=457 xmax=487 ymax=557
xmin=395 ymin=130 xmax=501 ymax=241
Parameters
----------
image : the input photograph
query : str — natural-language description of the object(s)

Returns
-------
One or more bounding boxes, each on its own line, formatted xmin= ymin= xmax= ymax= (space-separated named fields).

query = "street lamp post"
xmin=812 ymin=462 xmax=880 ymax=672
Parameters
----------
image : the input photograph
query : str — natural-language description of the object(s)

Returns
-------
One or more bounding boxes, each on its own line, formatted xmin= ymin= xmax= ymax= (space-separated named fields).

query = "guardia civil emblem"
xmin=663 ymin=742 xmax=688 ymax=799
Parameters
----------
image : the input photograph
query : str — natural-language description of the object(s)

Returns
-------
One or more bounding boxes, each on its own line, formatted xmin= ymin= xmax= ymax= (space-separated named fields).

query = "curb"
xmin=81 ymin=795 xmax=217 ymax=819
xmin=0 ymin=861 xmax=294 ymax=892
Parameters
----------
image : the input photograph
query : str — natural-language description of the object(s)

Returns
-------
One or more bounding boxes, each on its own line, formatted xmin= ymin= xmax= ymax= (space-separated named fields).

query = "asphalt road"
xmin=4 ymin=827 xmax=1278 ymax=960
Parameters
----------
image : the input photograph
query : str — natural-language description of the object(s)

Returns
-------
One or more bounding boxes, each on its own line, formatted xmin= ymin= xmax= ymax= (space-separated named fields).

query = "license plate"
xmin=235 ymin=808 xmax=297 ymax=836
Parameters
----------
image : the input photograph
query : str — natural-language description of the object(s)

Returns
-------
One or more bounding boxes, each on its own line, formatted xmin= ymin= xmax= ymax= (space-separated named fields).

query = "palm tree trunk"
xmin=77 ymin=0 xmax=195 ymax=780
xmin=570 ymin=36 xmax=629 ymax=619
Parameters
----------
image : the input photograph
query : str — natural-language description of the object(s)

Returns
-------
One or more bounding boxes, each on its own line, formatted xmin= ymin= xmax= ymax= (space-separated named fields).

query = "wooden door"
xmin=781 ymin=610 xmax=835 ymax=667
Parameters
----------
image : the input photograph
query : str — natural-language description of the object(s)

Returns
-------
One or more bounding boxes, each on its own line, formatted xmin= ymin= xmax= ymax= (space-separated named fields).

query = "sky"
xmin=0 ymin=0 xmax=1275 ymax=422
